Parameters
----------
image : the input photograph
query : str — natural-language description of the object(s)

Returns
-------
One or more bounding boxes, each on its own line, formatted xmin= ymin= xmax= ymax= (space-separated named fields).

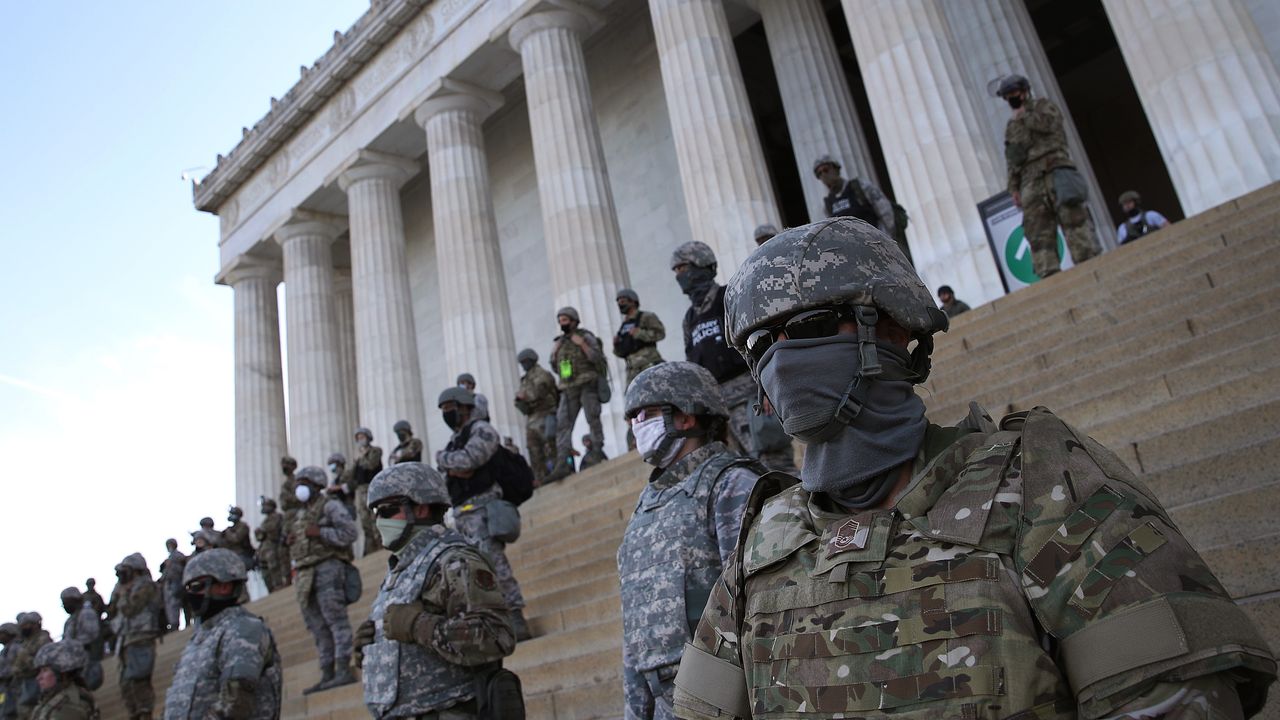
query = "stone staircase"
xmin=95 ymin=181 xmax=1280 ymax=718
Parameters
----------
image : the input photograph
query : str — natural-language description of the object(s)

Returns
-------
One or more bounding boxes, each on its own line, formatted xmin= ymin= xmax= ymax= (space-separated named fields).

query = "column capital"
xmin=217 ymin=253 xmax=281 ymax=286
xmin=333 ymin=149 xmax=419 ymax=192
xmin=410 ymin=79 xmax=505 ymax=129
xmin=273 ymin=210 xmax=346 ymax=246
xmin=508 ymin=2 xmax=603 ymax=52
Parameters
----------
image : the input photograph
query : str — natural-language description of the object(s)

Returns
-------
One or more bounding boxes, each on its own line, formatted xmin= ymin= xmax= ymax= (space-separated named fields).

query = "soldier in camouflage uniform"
xmin=159 ymin=539 xmax=188 ymax=633
xmin=618 ymin=362 xmax=763 ymax=720
xmin=30 ymin=641 xmax=94 ymax=720
xmin=254 ymin=498 xmax=288 ymax=593
xmin=456 ymin=374 xmax=491 ymax=422
xmin=389 ymin=421 xmax=424 ymax=465
xmin=277 ymin=456 xmax=301 ymax=533
xmin=80 ymin=582 xmax=106 ymax=662
xmin=354 ymin=462 xmax=517 ymax=719
xmin=9 ymin=616 xmax=50 ymax=720
xmin=1 ymin=623 xmax=18 ymax=720
xmin=164 ymin=549 xmax=281 ymax=720
xmin=547 ymin=307 xmax=606 ymax=480
xmin=671 ymin=218 xmax=1276 ymax=719
xmin=436 ymin=387 xmax=531 ymax=641
xmin=353 ymin=427 xmax=385 ymax=556
xmin=514 ymin=349 xmax=558 ymax=485
xmin=998 ymin=74 xmax=1100 ymax=278
xmin=752 ymin=224 xmax=777 ymax=246
xmin=613 ymin=288 xmax=666 ymax=388
xmin=57 ymin=590 xmax=100 ymax=691
xmin=112 ymin=553 xmax=159 ymax=720
xmin=286 ymin=465 xmax=359 ymax=694
xmin=221 ymin=507 xmax=255 ymax=573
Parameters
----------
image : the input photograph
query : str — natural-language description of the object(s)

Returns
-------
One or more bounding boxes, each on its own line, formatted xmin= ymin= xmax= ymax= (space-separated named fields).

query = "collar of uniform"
xmin=648 ymin=441 xmax=729 ymax=490
xmin=389 ymin=524 xmax=447 ymax=571
xmin=893 ymin=425 xmax=986 ymax=522
xmin=195 ymin=603 xmax=245 ymax=636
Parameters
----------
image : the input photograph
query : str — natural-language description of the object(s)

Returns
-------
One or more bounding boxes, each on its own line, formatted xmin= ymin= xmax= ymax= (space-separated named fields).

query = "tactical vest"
xmin=825 ymin=179 xmax=877 ymax=225
xmin=290 ymin=499 xmax=354 ymax=569
xmin=31 ymin=684 xmax=96 ymax=720
xmin=364 ymin=530 xmax=477 ymax=718
xmin=618 ymin=453 xmax=755 ymax=672
xmin=444 ymin=422 xmax=498 ymax=506
xmin=684 ymin=287 xmax=748 ymax=383
xmin=164 ymin=606 xmax=281 ymax=720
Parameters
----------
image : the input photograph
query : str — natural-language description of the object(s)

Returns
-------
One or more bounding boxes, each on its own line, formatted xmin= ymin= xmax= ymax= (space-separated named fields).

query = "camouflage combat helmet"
xmin=35 ymin=641 xmax=87 ymax=675
xmin=183 ymin=548 xmax=248 ymax=585
xmin=1119 ymin=190 xmax=1141 ymax=205
xmin=367 ymin=462 xmax=450 ymax=508
xmin=260 ymin=497 xmax=277 ymax=511
xmin=753 ymin=224 xmax=779 ymax=241
xmin=455 ymin=373 xmax=476 ymax=387
xmin=281 ymin=455 xmax=297 ymax=469
xmin=392 ymin=420 xmax=412 ymax=434
xmin=228 ymin=506 xmax=244 ymax=519
xmin=994 ymin=73 xmax=1030 ymax=97
xmin=354 ymin=426 xmax=373 ymax=441
xmin=20 ymin=612 xmax=42 ymax=626
xmin=625 ymin=361 xmax=730 ymax=420
xmin=0 ymin=623 xmax=16 ymax=638
xmin=199 ymin=517 xmax=215 ymax=529
xmin=724 ymin=218 xmax=947 ymax=381
xmin=438 ymin=386 xmax=476 ymax=407
xmin=616 ymin=288 xmax=639 ymax=303
xmin=556 ymin=306 xmax=580 ymax=323
xmin=670 ymin=241 xmax=717 ymax=270
xmin=517 ymin=348 xmax=538 ymax=363
xmin=59 ymin=587 xmax=83 ymax=602
xmin=326 ymin=452 xmax=346 ymax=466
xmin=121 ymin=553 xmax=148 ymax=572
xmin=812 ymin=154 xmax=841 ymax=176
xmin=295 ymin=465 xmax=327 ymax=487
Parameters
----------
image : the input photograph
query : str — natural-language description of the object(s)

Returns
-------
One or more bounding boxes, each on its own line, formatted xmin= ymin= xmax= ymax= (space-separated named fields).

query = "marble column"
xmin=1103 ymin=0 xmax=1280 ymax=215
xmin=844 ymin=0 xmax=1006 ymax=304
xmin=648 ymin=0 xmax=780 ymax=275
xmin=338 ymin=152 xmax=427 ymax=449
xmin=944 ymin=0 xmax=1112 ymax=249
xmin=414 ymin=88 xmax=522 ymax=447
xmin=753 ymin=0 xmax=877 ymax=223
xmin=224 ymin=257 xmax=287 ymax=530
xmin=275 ymin=218 xmax=348 ymax=468
xmin=332 ymin=267 xmax=359 ymax=451
xmin=510 ymin=9 xmax=631 ymax=455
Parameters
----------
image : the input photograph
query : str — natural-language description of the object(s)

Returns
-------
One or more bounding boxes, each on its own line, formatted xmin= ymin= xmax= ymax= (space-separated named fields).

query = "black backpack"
xmin=491 ymin=445 xmax=535 ymax=506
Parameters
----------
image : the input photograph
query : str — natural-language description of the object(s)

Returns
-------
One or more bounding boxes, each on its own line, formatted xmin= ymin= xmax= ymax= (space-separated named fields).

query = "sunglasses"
xmin=745 ymin=306 xmax=857 ymax=366
xmin=184 ymin=578 xmax=212 ymax=595
xmin=374 ymin=504 xmax=407 ymax=519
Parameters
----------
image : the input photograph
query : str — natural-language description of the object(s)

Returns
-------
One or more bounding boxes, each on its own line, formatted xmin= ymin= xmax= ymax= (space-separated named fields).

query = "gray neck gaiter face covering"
xmin=757 ymin=335 xmax=926 ymax=507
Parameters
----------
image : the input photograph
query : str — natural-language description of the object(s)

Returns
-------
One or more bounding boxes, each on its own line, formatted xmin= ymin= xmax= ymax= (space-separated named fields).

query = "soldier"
xmin=192 ymin=517 xmax=221 ymax=554
xmin=57 ymin=590 xmax=100 ymax=691
xmin=286 ymin=466 xmax=359 ymax=694
xmin=353 ymin=462 xmax=518 ymax=719
xmin=618 ymin=362 xmax=763 ymax=719
xmin=30 ymin=642 xmax=94 ymax=720
xmin=352 ymin=427 xmax=385 ymax=556
xmin=936 ymin=284 xmax=971 ymax=319
xmin=1116 ymin=190 xmax=1169 ymax=244
xmin=997 ymin=74 xmax=1100 ymax=278
xmin=813 ymin=155 xmax=898 ymax=237
xmin=388 ymin=421 xmax=424 ymax=465
xmin=221 ymin=507 xmax=255 ymax=573
xmin=752 ymin=224 xmax=777 ymax=246
xmin=456 ymin=374 xmax=491 ymax=422
xmin=1 ymin=622 xmax=19 ymax=720
xmin=10 ymin=614 xmax=50 ymax=720
xmin=277 ymin=456 xmax=301 ymax=533
xmin=111 ymin=554 xmax=158 ymax=720
xmin=164 ymin=549 xmax=282 ymax=720
xmin=670 ymin=218 xmax=1277 ymax=718
xmin=613 ymin=288 xmax=666 ymax=389
xmin=80 ymin=582 xmax=106 ymax=661
xmin=514 ymin=348 xmax=558 ymax=485
xmin=436 ymin=387 xmax=531 ymax=641
xmin=158 ymin=540 xmax=188 ymax=633
xmin=579 ymin=434 xmax=607 ymax=471
xmin=670 ymin=241 xmax=754 ymax=456
xmin=254 ymin=497 xmax=289 ymax=593
xmin=547 ymin=306 xmax=606 ymax=481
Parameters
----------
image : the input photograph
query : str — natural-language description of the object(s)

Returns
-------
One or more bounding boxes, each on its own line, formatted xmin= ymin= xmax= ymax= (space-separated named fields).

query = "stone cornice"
xmin=192 ymin=0 xmax=431 ymax=214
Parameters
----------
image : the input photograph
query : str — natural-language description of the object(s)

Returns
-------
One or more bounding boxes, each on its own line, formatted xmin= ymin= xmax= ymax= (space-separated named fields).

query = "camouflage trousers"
xmin=258 ymin=544 xmax=289 ymax=592
xmin=624 ymin=663 xmax=677 ymax=720
xmin=455 ymin=488 xmax=525 ymax=611
xmin=555 ymin=383 xmax=603 ymax=466
xmin=719 ymin=373 xmax=756 ymax=456
xmin=354 ymin=484 xmax=383 ymax=556
xmin=118 ymin=641 xmax=155 ymax=718
xmin=1021 ymin=171 xmax=1100 ymax=278
xmin=298 ymin=558 xmax=353 ymax=668
xmin=524 ymin=411 xmax=555 ymax=483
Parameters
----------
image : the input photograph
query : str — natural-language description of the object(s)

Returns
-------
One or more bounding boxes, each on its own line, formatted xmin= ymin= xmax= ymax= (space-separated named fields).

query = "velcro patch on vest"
xmin=751 ymin=665 xmax=1004 ymax=714
xmin=1023 ymin=485 xmax=1125 ymax=590
xmin=827 ymin=518 xmax=869 ymax=556
xmin=753 ymin=608 xmax=1003 ymax=662
xmin=1068 ymin=522 xmax=1167 ymax=619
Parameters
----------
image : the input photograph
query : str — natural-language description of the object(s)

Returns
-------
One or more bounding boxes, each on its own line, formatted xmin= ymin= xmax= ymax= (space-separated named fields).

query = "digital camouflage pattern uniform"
xmin=1 ymin=624 xmax=19 ymax=720
xmin=254 ymin=502 xmax=288 ymax=593
xmin=288 ymin=476 xmax=359 ymax=681
xmin=221 ymin=514 xmax=255 ymax=574
xmin=354 ymin=440 xmax=386 ymax=556
xmin=30 ymin=642 xmax=94 ymax=720
xmin=10 ymin=616 xmax=51 ymax=720
xmin=1006 ymin=97 xmax=1100 ymax=278
xmin=59 ymin=594 xmax=100 ymax=691
xmin=159 ymin=548 xmax=189 ymax=631
xmin=549 ymin=322 xmax=605 ymax=470
xmin=113 ymin=555 xmax=159 ymax=720
xmin=515 ymin=358 xmax=559 ymax=484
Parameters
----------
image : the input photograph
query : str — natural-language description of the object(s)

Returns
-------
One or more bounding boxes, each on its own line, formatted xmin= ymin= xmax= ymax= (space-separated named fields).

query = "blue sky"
xmin=0 ymin=1 xmax=367 ymax=632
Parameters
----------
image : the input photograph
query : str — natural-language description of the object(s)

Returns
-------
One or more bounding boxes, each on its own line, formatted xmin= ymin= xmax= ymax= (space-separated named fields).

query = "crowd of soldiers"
xmin=4 ymin=74 xmax=1275 ymax=720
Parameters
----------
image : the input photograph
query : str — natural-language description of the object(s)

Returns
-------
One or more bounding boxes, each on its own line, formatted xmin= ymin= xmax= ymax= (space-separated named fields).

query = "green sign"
xmin=1004 ymin=226 xmax=1066 ymax=284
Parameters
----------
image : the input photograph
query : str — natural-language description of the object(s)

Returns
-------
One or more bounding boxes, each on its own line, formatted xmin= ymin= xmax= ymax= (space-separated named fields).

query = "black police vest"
xmin=825 ymin=179 xmax=877 ymax=225
xmin=444 ymin=422 xmax=497 ymax=505
xmin=684 ymin=286 xmax=748 ymax=383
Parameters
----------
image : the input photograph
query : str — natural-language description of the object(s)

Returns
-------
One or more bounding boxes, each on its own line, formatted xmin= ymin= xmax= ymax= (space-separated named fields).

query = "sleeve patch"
xmin=1023 ymin=484 xmax=1125 ymax=589
xmin=474 ymin=568 xmax=497 ymax=592
xmin=1068 ymin=522 xmax=1167 ymax=619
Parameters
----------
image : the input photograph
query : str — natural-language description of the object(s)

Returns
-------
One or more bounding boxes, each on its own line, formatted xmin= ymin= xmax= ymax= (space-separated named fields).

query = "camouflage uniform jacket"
xmin=116 ymin=577 xmax=158 ymax=648
xmin=389 ymin=438 xmax=424 ymax=466
xmin=1005 ymin=97 xmax=1073 ymax=195
xmin=256 ymin=513 xmax=284 ymax=551
xmin=353 ymin=446 xmax=384 ymax=487
xmin=61 ymin=607 xmax=99 ymax=652
xmin=160 ymin=550 xmax=188 ymax=591
xmin=363 ymin=525 xmax=515 ymax=718
xmin=614 ymin=311 xmax=667 ymax=379
xmin=673 ymin=407 xmax=1276 ymax=719
xmin=0 ymin=639 xmax=14 ymax=682
xmin=82 ymin=590 xmax=104 ymax=618
xmin=163 ymin=605 xmax=281 ymax=720
xmin=31 ymin=685 xmax=95 ymax=720
xmin=278 ymin=473 xmax=301 ymax=517
xmin=436 ymin=420 xmax=500 ymax=475
xmin=288 ymin=498 xmax=357 ymax=570
xmin=222 ymin=522 xmax=254 ymax=563
xmin=549 ymin=329 xmax=603 ymax=390
xmin=10 ymin=632 xmax=51 ymax=679
xmin=515 ymin=365 xmax=559 ymax=417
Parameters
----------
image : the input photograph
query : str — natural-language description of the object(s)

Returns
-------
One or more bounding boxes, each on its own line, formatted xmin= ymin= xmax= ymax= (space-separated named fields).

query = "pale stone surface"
xmin=415 ymin=89 xmax=523 ymax=447
xmin=332 ymin=267 xmax=359 ymax=449
xmin=225 ymin=259 xmax=287 ymax=530
xmin=1104 ymin=0 xmax=1280 ymax=215
xmin=754 ymin=0 xmax=876 ymax=223
xmin=510 ymin=8 xmax=632 ymax=456
xmin=338 ymin=152 xmax=428 ymax=448
xmin=844 ymin=0 xmax=1006 ymax=305
xmin=648 ymin=0 xmax=780 ymax=277
xmin=944 ymin=0 xmax=1113 ymax=249
xmin=1245 ymin=0 xmax=1280 ymax=72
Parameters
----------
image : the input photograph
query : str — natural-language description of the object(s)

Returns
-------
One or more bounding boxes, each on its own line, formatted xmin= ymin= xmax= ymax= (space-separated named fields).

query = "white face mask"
xmin=633 ymin=415 xmax=685 ymax=468
xmin=294 ymin=485 xmax=312 ymax=503
xmin=327 ymin=463 xmax=338 ymax=474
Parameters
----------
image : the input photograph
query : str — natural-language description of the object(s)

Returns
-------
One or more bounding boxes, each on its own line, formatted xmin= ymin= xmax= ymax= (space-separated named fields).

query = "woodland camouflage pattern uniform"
xmin=549 ymin=307 xmax=606 ymax=472
xmin=30 ymin=642 xmax=94 ymax=720
xmin=613 ymin=289 xmax=667 ymax=386
xmin=113 ymin=554 xmax=159 ymax=720
xmin=353 ymin=430 xmax=386 ymax=556
xmin=255 ymin=499 xmax=289 ymax=593
xmin=672 ymin=218 xmax=1276 ymax=720
xmin=159 ymin=544 xmax=189 ymax=631
xmin=222 ymin=508 xmax=255 ymax=572
xmin=278 ymin=457 xmax=301 ymax=533
xmin=514 ymin=349 xmax=559 ymax=484
xmin=10 ymin=615 xmax=51 ymax=720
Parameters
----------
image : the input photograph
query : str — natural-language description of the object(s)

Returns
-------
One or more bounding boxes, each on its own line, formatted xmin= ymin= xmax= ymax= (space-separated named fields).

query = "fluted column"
xmin=275 ymin=219 xmax=348 ymax=467
xmin=510 ymin=9 xmax=631 ymax=455
xmin=845 ymin=0 xmax=1006 ymax=304
xmin=338 ymin=152 xmax=427 ymax=448
xmin=753 ymin=0 xmax=876 ymax=223
xmin=1103 ymin=0 xmax=1280 ymax=214
xmin=332 ymin=267 xmax=359 ymax=449
xmin=414 ymin=89 xmax=522 ymax=447
xmin=649 ymin=0 xmax=780 ymax=275
xmin=224 ymin=258 xmax=287 ymax=530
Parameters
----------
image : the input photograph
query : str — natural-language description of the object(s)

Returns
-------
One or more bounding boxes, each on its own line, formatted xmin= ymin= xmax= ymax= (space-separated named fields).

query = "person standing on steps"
xmin=456 ymin=374 xmax=491 ymax=422
xmin=514 ymin=348 xmax=559 ymax=485
xmin=546 ymin=306 xmax=605 ymax=482
xmin=254 ymin=498 xmax=288 ymax=593
xmin=277 ymin=456 xmax=301 ymax=537
xmin=389 ymin=421 xmax=424 ymax=465
xmin=111 ymin=554 xmax=158 ymax=720
xmin=352 ymin=427 xmax=384 ymax=556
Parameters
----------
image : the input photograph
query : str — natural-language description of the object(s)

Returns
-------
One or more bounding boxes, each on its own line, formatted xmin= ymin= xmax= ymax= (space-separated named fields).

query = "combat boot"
xmin=323 ymin=660 xmax=358 ymax=690
xmin=303 ymin=662 xmax=334 ymax=695
xmin=511 ymin=609 xmax=532 ymax=642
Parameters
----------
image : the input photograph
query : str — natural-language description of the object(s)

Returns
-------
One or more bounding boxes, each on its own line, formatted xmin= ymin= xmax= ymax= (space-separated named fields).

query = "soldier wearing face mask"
xmin=389 ymin=421 xmax=424 ymax=465
xmin=617 ymin=362 xmax=763 ymax=720
xmin=10 ymin=614 xmax=51 ymax=720
xmin=671 ymin=218 xmax=1276 ymax=720
xmin=547 ymin=306 xmax=606 ymax=481
xmin=277 ymin=455 xmax=301 ymax=532
xmin=111 ymin=554 xmax=159 ymax=720
xmin=159 ymin=540 xmax=189 ymax=633
xmin=1116 ymin=190 xmax=1169 ymax=244
xmin=514 ymin=348 xmax=559 ymax=485
xmin=352 ymin=427 xmax=384 ymax=556
xmin=456 ymin=374 xmax=490 ymax=422
xmin=221 ymin=507 xmax=255 ymax=573
xmin=254 ymin=497 xmax=289 ymax=592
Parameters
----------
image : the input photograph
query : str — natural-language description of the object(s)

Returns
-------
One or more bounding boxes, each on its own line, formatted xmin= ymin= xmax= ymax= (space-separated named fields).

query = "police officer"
xmin=10 ymin=614 xmax=51 ymax=720
xmin=618 ymin=362 xmax=763 ymax=720
xmin=514 ymin=348 xmax=559 ymax=484
xmin=436 ymin=387 xmax=530 ymax=641
xmin=221 ymin=507 xmax=255 ymax=572
xmin=164 ymin=549 xmax=282 ymax=720
xmin=936 ymin=284 xmax=971 ymax=319
xmin=813 ymin=155 xmax=897 ymax=237
xmin=456 ymin=374 xmax=491 ymax=422
xmin=671 ymin=218 xmax=1276 ymax=719
xmin=29 ymin=642 xmax=94 ymax=720
xmin=547 ymin=306 xmax=605 ymax=480
xmin=57 ymin=590 xmax=100 ymax=691
xmin=354 ymin=462 xmax=518 ymax=719
xmin=110 ymin=554 xmax=158 ymax=720
xmin=286 ymin=466 xmax=359 ymax=694
xmin=158 ymin=540 xmax=188 ymax=633
xmin=613 ymin=288 xmax=666 ymax=388
xmin=352 ymin=427 xmax=385 ymax=556
xmin=254 ymin=497 xmax=288 ymax=593
xmin=389 ymin=421 xmax=424 ymax=465
xmin=1116 ymin=190 xmax=1169 ymax=244
xmin=997 ymin=74 xmax=1100 ymax=277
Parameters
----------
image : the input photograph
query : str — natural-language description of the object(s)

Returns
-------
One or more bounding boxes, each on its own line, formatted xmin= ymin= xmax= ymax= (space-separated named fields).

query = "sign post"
xmin=977 ymin=191 xmax=1074 ymax=294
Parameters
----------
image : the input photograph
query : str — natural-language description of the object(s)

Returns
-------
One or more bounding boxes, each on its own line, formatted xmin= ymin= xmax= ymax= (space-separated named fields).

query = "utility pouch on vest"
xmin=486 ymin=500 xmax=523 ymax=544
xmin=1052 ymin=166 xmax=1088 ymax=206
xmin=475 ymin=665 xmax=526 ymax=720
xmin=343 ymin=562 xmax=362 ymax=605
xmin=84 ymin=660 xmax=104 ymax=691
xmin=122 ymin=645 xmax=155 ymax=682
xmin=596 ymin=372 xmax=612 ymax=403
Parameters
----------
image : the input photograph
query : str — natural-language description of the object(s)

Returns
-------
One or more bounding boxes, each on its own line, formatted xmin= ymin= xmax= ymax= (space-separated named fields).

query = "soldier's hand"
xmin=353 ymin=619 xmax=376 ymax=665
xmin=305 ymin=524 xmax=322 ymax=538
xmin=1011 ymin=191 xmax=1022 ymax=209
xmin=383 ymin=602 xmax=426 ymax=643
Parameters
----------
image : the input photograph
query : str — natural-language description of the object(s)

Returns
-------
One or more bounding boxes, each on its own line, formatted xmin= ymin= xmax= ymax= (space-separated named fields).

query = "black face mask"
xmin=1006 ymin=95 xmax=1024 ymax=109
xmin=559 ymin=323 xmax=573 ymax=334
xmin=396 ymin=431 xmax=409 ymax=442
xmin=281 ymin=467 xmax=294 ymax=477
xmin=189 ymin=592 xmax=238 ymax=621
xmin=677 ymin=266 xmax=717 ymax=300
xmin=442 ymin=409 xmax=461 ymax=430
xmin=519 ymin=359 xmax=536 ymax=373
xmin=20 ymin=628 xmax=33 ymax=639
xmin=1126 ymin=206 xmax=1143 ymax=218
xmin=617 ymin=302 xmax=633 ymax=316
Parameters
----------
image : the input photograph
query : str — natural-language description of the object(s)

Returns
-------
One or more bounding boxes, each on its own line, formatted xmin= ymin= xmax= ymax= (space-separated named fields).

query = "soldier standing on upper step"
xmin=10 ymin=614 xmax=51 ymax=720
xmin=514 ymin=348 xmax=559 ymax=485
xmin=618 ymin=362 xmax=763 ymax=720
xmin=672 ymin=218 xmax=1277 ymax=719
xmin=111 ymin=554 xmax=158 ymax=720
xmin=352 ymin=427 xmax=385 ymax=556
xmin=354 ymin=463 xmax=517 ymax=720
